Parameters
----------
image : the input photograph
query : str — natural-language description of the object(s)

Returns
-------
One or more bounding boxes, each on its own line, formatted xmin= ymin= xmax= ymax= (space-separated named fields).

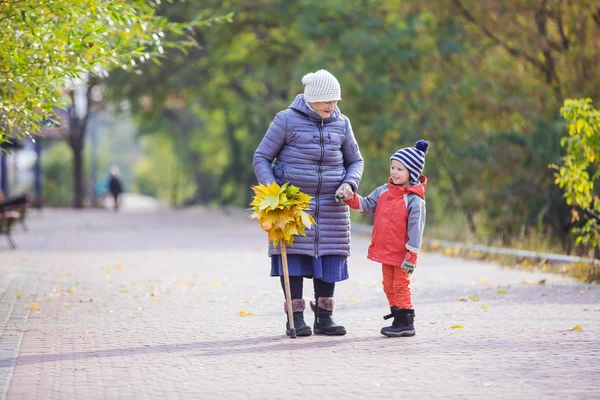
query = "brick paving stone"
xmin=0 ymin=208 xmax=598 ymax=400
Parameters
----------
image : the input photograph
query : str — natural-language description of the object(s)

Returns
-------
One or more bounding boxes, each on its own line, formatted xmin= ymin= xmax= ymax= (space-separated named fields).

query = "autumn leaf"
xmin=16 ymin=290 xmax=23 ymax=298
xmin=482 ymin=305 xmax=489 ymax=309
xmin=238 ymin=310 xmax=254 ymax=316
xmin=496 ymin=289 xmax=508 ymax=295
xmin=570 ymin=325 xmax=582 ymax=331
xmin=27 ymin=304 xmax=39 ymax=309
xmin=451 ymin=325 xmax=464 ymax=329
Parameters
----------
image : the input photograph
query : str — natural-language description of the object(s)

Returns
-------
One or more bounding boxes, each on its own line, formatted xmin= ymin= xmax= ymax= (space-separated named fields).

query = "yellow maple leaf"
xmin=570 ymin=325 xmax=582 ymax=331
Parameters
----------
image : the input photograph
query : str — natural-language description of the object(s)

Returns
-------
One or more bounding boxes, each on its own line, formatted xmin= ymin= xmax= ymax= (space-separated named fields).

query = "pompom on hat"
xmin=301 ymin=69 xmax=342 ymax=102
xmin=390 ymin=140 xmax=429 ymax=183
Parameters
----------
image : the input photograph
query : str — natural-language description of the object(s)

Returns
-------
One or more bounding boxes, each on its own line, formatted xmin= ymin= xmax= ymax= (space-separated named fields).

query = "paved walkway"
xmin=0 ymin=208 xmax=598 ymax=399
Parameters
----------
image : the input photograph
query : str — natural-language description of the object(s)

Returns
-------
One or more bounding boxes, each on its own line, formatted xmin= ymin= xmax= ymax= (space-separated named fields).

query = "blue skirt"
xmin=270 ymin=254 xmax=349 ymax=283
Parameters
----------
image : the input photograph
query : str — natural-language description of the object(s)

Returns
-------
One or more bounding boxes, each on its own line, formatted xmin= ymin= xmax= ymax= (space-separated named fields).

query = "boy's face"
xmin=390 ymin=160 xmax=410 ymax=186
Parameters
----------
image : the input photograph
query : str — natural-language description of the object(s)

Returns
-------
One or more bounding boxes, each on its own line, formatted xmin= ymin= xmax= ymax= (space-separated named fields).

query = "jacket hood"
xmin=289 ymin=94 xmax=341 ymax=123
xmin=387 ymin=175 xmax=427 ymax=200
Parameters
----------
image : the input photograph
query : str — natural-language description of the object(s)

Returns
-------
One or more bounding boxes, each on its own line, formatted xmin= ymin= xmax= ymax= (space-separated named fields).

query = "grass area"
xmin=423 ymin=240 xmax=600 ymax=284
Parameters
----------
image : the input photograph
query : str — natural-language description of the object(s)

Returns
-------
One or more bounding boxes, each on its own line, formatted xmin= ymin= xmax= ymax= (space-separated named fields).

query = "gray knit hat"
xmin=390 ymin=140 xmax=429 ymax=183
xmin=302 ymin=70 xmax=342 ymax=102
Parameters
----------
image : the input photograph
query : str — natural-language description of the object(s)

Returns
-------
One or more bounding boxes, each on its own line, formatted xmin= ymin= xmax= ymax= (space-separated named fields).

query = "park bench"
xmin=0 ymin=210 xmax=20 ymax=249
xmin=0 ymin=195 xmax=29 ymax=232
xmin=0 ymin=202 xmax=28 ymax=231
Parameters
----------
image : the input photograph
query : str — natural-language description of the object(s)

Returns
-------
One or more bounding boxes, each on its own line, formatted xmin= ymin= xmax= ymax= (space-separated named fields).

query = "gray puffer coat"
xmin=253 ymin=94 xmax=364 ymax=257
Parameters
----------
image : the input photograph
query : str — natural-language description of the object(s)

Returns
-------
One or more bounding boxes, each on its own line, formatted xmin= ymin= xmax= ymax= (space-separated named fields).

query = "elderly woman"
xmin=253 ymin=69 xmax=364 ymax=337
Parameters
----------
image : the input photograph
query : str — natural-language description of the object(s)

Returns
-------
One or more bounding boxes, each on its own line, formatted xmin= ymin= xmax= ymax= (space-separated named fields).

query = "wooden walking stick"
xmin=280 ymin=244 xmax=296 ymax=337
xmin=249 ymin=182 xmax=316 ymax=339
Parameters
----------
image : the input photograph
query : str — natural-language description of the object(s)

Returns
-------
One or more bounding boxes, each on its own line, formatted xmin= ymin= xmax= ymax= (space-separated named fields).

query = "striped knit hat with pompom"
xmin=390 ymin=140 xmax=429 ymax=184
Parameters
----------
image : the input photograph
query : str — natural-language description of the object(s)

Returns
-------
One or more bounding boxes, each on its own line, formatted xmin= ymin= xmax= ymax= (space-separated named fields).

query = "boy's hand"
xmin=401 ymin=260 xmax=415 ymax=275
xmin=335 ymin=183 xmax=353 ymax=201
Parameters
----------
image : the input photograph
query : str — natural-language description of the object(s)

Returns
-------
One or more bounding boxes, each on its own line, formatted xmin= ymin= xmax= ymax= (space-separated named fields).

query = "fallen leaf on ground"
xmin=16 ymin=290 xmax=23 ymax=298
xmin=451 ymin=325 xmax=464 ymax=329
xmin=26 ymin=304 xmax=39 ymax=309
xmin=541 ymin=293 xmax=548 ymax=297
xmin=482 ymin=305 xmax=489 ymax=309
xmin=121 ymin=289 xmax=130 ymax=293
xmin=429 ymin=321 xmax=437 ymax=324
xmin=496 ymin=290 xmax=508 ymax=295
xmin=238 ymin=310 xmax=253 ymax=316
xmin=115 ymin=264 xmax=123 ymax=269
xmin=570 ymin=325 xmax=582 ymax=331
xmin=580 ymin=290 xmax=590 ymax=295
xmin=151 ymin=296 xmax=159 ymax=301
xmin=346 ymin=298 xmax=359 ymax=303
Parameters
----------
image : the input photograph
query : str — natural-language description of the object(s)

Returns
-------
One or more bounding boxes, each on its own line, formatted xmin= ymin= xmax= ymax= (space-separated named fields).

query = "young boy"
xmin=343 ymin=140 xmax=428 ymax=337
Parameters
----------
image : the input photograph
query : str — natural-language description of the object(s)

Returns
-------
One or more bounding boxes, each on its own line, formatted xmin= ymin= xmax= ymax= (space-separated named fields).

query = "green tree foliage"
xmin=554 ymin=98 xmax=600 ymax=249
xmin=133 ymin=132 xmax=197 ymax=207
xmin=40 ymin=142 xmax=73 ymax=206
xmin=0 ymin=0 xmax=206 ymax=145
xmin=108 ymin=0 xmax=600 ymax=254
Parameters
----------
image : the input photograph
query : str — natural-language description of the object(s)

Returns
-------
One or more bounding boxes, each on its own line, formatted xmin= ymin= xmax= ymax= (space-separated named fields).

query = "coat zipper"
xmin=314 ymin=119 xmax=324 ymax=258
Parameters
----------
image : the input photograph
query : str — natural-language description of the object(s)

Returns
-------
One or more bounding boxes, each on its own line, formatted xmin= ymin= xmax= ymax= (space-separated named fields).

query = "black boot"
xmin=310 ymin=297 xmax=346 ymax=336
xmin=285 ymin=299 xmax=312 ymax=337
xmin=381 ymin=307 xmax=415 ymax=337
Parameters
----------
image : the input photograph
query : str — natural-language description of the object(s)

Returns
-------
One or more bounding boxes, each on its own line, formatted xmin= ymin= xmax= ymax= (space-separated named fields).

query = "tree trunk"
xmin=72 ymin=138 xmax=85 ymax=208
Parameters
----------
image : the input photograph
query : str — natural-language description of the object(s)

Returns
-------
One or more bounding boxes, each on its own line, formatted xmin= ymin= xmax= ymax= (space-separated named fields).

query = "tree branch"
xmin=451 ymin=0 xmax=551 ymax=78
xmin=593 ymin=7 xmax=600 ymax=29
xmin=552 ymin=1 xmax=570 ymax=50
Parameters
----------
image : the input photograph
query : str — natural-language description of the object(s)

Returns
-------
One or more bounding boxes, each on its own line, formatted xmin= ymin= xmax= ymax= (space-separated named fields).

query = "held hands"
xmin=335 ymin=183 xmax=353 ymax=202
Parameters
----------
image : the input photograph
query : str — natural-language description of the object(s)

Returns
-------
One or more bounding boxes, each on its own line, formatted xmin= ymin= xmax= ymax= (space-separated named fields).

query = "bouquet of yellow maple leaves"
xmin=249 ymin=182 xmax=316 ymax=338
xmin=249 ymin=182 xmax=316 ymax=247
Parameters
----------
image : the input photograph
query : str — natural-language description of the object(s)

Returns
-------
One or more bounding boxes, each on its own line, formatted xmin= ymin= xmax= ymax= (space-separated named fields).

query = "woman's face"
xmin=310 ymin=101 xmax=338 ymax=119
xmin=390 ymin=160 xmax=410 ymax=186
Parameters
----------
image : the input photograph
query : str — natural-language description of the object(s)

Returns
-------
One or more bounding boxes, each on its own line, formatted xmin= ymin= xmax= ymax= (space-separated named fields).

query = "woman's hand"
xmin=335 ymin=183 xmax=353 ymax=201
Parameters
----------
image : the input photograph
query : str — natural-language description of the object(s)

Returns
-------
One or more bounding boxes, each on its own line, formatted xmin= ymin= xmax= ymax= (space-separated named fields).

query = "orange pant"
xmin=382 ymin=264 xmax=412 ymax=309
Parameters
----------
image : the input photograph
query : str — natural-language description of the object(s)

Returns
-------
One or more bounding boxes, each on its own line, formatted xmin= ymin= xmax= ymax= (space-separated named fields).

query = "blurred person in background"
xmin=108 ymin=166 xmax=123 ymax=211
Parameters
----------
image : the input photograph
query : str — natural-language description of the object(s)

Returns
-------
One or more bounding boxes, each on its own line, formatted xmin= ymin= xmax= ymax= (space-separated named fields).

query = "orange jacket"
xmin=345 ymin=176 xmax=427 ymax=267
